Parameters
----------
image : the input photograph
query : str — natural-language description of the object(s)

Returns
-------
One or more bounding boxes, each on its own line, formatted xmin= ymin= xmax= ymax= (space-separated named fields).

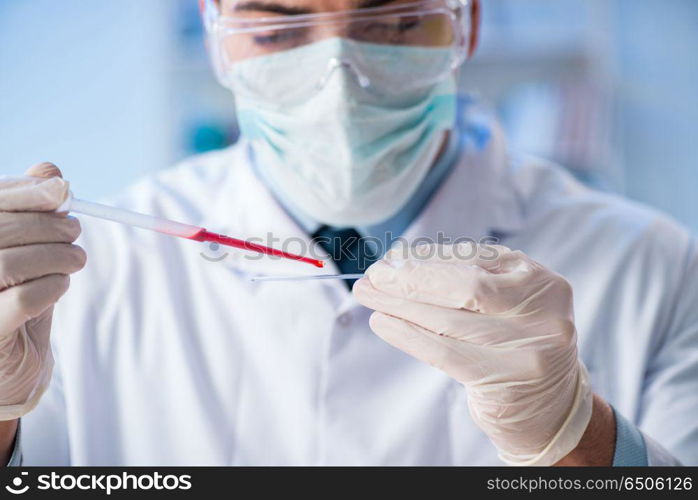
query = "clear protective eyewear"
xmin=200 ymin=0 xmax=477 ymax=97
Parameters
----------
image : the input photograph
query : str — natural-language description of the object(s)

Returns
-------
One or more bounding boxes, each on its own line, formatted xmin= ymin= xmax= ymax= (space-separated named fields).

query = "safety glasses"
xmin=200 ymin=0 xmax=476 ymax=95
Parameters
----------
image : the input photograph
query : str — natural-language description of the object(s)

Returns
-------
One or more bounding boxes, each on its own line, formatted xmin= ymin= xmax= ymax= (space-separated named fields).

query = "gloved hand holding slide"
xmin=353 ymin=243 xmax=593 ymax=466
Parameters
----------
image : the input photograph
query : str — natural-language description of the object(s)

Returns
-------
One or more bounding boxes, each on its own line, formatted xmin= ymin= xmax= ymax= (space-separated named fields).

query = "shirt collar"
xmin=400 ymin=114 xmax=525 ymax=246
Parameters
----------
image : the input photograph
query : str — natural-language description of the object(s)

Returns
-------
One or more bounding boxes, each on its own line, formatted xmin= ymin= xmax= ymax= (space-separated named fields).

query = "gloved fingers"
xmin=364 ymin=294 xmax=575 ymax=388
xmin=0 ymin=274 xmax=70 ymax=337
xmin=365 ymin=256 xmax=535 ymax=313
xmin=0 ymin=163 xmax=69 ymax=212
xmin=355 ymin=277 xmax=533 ymax=345
xmin=356 ymin=277 xmax=468 ymax=335
xmin=368 ymin=311 xmax=476 ymax=379
xmin=25 ymin=162 xmax=63 ymax=179
xmin=24 ymin=305 xmax=55 ymax=347
xmin=385 ymin=242 xmax=523 ymax=273
xmin=0 ymin=212 xmax=81 ymax=249
xmin=0 ymin=243 xmax=86 ymax=290
xmin=368 ymin=311 xmax=496 ymax=383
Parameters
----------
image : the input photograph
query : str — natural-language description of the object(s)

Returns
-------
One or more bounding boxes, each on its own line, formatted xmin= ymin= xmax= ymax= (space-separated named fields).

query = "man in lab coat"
xmin=0 ymin=0 xmax=695 ymax=466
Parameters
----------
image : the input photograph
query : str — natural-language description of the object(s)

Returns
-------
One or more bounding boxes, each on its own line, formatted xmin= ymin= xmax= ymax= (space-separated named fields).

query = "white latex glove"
xmin=353 ymin=243 xmax=593 ymax=466
xmin=0 ymin=163 xmax=86 ymax=421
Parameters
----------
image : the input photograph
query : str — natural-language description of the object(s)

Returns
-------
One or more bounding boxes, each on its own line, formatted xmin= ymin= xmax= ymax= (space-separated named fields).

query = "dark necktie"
xmin=311 ymin=225 xmax=380 ymax=290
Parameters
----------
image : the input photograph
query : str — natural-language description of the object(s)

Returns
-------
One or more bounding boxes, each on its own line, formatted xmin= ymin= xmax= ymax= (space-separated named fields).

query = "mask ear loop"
xmin=199 ymin=0 xmax=231 ymax=89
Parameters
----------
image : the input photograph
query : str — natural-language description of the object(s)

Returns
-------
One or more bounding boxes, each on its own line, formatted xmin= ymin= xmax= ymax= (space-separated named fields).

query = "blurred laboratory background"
xmin=1 ymin=0 xmax=697 ymax=230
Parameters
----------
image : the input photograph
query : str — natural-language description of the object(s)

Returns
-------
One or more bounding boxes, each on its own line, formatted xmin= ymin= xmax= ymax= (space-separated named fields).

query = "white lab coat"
xmin=22 ymin=126 xmax=697 ymax=465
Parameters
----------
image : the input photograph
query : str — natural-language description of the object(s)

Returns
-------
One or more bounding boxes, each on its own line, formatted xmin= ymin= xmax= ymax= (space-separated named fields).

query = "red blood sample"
xmin=189 ymin=229 xmax=324 ymax=268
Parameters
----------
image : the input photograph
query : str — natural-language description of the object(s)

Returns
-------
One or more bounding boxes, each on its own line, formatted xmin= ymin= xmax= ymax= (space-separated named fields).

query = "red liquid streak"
xmin=189 ymin=229 xmax=324 ymax=268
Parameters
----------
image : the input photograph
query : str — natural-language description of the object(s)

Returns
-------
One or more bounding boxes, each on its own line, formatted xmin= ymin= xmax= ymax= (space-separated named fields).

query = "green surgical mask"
xmin=229 ymin=38 xmax=457 ymax=227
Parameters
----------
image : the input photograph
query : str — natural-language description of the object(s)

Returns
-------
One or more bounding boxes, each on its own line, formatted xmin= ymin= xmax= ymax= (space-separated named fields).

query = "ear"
xmin=468 ymin=0 xmax=481 ymax=58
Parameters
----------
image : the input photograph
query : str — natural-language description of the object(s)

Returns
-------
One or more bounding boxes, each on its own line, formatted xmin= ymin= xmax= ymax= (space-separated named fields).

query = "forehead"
xmin=219 ymin=0 xmax=417 ymax=15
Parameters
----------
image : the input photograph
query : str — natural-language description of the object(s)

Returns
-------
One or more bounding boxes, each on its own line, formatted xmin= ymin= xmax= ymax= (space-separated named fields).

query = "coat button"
xmin=337 ymin=312 xmax=352 ymax=327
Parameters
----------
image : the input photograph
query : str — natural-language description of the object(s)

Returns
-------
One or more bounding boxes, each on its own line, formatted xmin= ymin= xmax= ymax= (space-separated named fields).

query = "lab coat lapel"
xmin=197 ymin=144 xmax=347 ymax=292
xmin=403 ymin=120 xmax=524 ymax=245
